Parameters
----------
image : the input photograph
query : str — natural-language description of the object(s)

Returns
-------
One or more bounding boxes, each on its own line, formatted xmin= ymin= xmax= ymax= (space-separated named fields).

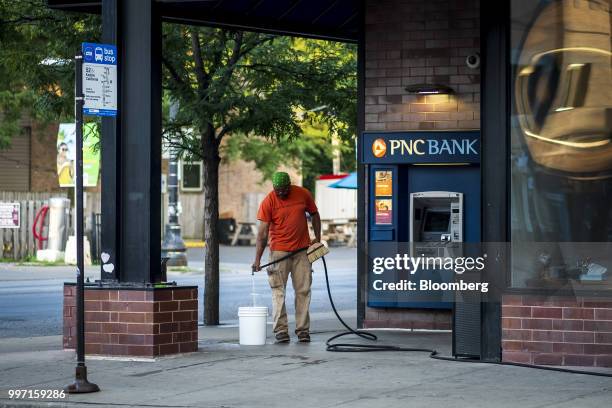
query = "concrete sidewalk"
xmin=1 ymin=317 xmax=611 ymax=408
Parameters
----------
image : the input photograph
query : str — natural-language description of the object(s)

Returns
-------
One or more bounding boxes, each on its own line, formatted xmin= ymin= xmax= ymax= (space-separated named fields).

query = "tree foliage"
xmin=0 ymin=0 xmax=100 ymax=148
xmin=162 ymin=26 xmax=357 ymax=160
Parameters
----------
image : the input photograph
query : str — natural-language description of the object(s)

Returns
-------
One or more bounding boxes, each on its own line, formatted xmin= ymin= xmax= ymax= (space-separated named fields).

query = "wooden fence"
xmin=0 ymin=191 xmax=100 ymax=261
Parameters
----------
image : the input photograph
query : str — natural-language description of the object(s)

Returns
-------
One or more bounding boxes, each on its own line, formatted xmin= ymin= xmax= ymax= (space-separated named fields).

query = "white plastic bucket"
xmin=238 ymin=306 xmax=268 ymax=345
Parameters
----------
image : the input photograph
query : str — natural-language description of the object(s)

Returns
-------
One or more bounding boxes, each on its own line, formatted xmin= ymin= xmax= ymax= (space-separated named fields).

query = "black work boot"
xmin=274 ymin=332 xmax=290 ymax=344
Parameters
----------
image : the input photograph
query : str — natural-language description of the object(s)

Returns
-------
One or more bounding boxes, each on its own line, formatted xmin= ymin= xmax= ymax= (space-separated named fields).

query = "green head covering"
xmin=272 ymin=172 xmax=291 ymax=189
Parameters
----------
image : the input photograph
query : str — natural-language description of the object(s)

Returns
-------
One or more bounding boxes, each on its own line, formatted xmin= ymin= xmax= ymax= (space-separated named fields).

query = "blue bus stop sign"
xmin=81 ymin=43 xmax=117 ymax=117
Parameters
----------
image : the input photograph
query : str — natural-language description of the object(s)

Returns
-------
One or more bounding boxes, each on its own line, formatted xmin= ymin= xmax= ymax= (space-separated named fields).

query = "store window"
xmin=180 ymin=161 xmax=203 ymax=192
xmin=510 ymin=0 xmax=612 ymax=290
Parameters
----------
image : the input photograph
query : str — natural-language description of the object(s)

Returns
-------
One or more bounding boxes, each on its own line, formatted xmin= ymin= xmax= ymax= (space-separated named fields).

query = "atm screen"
xmin=423 ymin=211 xmax=450 ymax=233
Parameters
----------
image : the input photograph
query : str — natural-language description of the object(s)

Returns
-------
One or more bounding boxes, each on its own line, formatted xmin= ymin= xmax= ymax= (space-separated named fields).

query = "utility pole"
xmin=161 ymin=100 xmax=188 ymax=267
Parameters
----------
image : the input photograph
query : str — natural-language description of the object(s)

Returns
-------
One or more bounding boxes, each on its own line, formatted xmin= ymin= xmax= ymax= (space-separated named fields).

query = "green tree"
xmin=0 ymin=0 xmax=100 ymax=148
xmin=162 ymin=26 xmax=356 ymax=324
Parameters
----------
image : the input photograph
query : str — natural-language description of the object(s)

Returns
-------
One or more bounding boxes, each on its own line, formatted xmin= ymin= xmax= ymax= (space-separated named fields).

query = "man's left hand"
xmin=310 ymin=238 xmax=320 ymax=245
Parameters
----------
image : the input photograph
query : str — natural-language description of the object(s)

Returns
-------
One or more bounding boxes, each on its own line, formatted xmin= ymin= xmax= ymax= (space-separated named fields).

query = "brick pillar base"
xmin=63 ymin=284 xmax=198 ymax=357
xmin=502 ymin=295 xmax=612 ymax=368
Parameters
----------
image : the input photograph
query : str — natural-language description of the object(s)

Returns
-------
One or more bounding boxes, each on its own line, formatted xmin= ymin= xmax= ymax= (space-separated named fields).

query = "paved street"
xmin=0 ymin=246 xmax=357 ymax=338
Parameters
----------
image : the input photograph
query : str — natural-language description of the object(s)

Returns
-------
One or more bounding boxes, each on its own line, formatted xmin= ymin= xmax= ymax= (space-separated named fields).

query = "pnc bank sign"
xmin=372 ymin=137 xmax=478 ymax=158
xmin=364 ymin=131 xmax=480 ymax=164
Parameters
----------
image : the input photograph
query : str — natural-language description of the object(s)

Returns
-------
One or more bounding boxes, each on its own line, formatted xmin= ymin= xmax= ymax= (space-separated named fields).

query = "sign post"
xmin=64 ymin=41 xmax=117 ymax=394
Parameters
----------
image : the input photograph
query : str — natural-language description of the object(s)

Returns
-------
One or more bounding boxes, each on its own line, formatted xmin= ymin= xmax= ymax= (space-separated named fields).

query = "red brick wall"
xmin=64 ymin=285 xmax=198 ymax=357
xmin=365 ymin=0 xmax=480 ymax=132
xmin=502 ymin=295 xmax=612 ymax=367
xmin=363 ymin=0 xmax=479 ymax=329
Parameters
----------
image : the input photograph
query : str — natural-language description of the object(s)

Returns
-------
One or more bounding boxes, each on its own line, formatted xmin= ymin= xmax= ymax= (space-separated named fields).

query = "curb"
xmin=184 ymin=240 xmax=206 ymax=248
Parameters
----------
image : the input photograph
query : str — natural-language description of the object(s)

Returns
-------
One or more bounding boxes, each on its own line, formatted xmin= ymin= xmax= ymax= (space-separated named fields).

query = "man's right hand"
xmin=251 ymin=260 xmax=261 ymax=272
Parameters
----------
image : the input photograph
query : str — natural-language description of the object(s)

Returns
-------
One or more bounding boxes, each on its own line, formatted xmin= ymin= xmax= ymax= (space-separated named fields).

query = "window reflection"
xmin=511 ymin=0 xmax=612 ymax=289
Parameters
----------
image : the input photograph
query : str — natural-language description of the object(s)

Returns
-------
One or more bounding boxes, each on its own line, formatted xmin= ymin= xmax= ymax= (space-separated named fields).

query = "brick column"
xmin=363 ymin=0 xmax=480 ymax=330
xmin=63 ymin=284 xmax=198 ymax=357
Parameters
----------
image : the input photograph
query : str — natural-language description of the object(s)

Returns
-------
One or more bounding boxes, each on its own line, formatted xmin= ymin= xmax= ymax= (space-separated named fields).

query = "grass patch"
xmin=0 ymin=255 xmax=67 ymax=266
xmin=17 ymin=260 xmax=67 ymax=267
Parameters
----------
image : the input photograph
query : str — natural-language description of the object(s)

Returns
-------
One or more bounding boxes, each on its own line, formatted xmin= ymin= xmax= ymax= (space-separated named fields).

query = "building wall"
xmin=220 ymin=160 xmax=271 ymax=222
xmin=502 ymin=295 xmax=612 ymax=367
xmin=364 ymin=0 xmax=480 ymax=133
xmin=363 ymin=0 xmax=480 ymax=329
xmin=0 ymin=128 xmax=30 ymax=192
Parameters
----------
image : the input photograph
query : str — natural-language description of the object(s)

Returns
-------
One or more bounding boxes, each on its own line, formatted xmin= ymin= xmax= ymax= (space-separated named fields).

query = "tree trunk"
xmin=202 ymin=134 xmax=221 ymax=325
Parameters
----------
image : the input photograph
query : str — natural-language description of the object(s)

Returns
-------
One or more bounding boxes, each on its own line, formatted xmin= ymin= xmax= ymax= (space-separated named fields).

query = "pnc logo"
xmin=372 ymin=138 xmax=387 ymax=158
xmin=371 ymin=137 xmax=478 ymax=158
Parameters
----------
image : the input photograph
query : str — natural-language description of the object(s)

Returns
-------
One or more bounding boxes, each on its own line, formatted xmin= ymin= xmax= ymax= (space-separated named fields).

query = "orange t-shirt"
xmin=257 ymin=185 xmax=318 ymax=252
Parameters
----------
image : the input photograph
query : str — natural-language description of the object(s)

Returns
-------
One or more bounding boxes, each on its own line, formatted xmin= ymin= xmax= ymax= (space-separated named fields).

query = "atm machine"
xmin=362 ymin=131 xmax=482 ymax=358
xmin=409 ymin=191 xmax=481 ymax=358
xmin=405 ymin=191 xmax=467 ymax=307
xmin=410 ymin=191 xmax=463 ymax=257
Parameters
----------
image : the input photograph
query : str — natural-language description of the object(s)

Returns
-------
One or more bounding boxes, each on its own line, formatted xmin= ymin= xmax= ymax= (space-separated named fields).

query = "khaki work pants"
xmin=266 ymin=250 xmax=312 ymax=336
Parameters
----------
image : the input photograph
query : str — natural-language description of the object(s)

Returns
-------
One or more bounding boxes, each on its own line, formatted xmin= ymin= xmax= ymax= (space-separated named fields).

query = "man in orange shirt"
xmin=252 ymin=172 xmax=321 ymax=343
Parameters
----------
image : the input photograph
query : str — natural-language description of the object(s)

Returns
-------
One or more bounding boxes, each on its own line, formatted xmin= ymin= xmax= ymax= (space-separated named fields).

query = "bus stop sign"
xmin=81 ymin=42 xmax=117 ymax=117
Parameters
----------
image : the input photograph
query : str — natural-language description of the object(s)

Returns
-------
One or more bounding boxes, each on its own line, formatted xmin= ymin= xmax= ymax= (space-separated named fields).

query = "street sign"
xmin=0 ymin=202 xmax=20 ymax=229
xmin=81 ymin=42 xmax=117 ymax=117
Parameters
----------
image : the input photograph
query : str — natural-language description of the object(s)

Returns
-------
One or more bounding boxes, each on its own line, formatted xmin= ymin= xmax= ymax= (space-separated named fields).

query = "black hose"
xmin=320 ymin=256 xmax=612 ymax=378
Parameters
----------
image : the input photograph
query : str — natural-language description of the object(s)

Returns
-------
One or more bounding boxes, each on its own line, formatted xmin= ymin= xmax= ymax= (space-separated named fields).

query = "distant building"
xmin=167 ymin=154 xmax=301 ymax=239
xmin=0 ymin=121 xmax=63 ymax=193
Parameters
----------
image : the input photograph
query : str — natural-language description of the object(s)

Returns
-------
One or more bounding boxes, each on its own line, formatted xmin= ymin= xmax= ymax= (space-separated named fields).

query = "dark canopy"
xmin=47 ymin=0 xmax=359 ymax=42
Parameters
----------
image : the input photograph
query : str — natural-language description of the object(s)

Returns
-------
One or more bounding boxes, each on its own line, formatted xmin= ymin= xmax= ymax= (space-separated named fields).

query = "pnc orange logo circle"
xmin=372 ymin=138 xmax=387 ymax=158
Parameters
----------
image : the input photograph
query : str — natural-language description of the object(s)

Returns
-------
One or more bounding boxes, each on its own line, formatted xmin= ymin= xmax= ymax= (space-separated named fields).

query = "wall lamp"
xmin=405 ymin=84 xmax=455 ymax=95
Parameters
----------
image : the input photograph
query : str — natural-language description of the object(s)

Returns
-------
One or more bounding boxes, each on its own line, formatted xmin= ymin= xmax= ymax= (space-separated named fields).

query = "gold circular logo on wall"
xmin=372 ymin=138 xmax=387 ymax=158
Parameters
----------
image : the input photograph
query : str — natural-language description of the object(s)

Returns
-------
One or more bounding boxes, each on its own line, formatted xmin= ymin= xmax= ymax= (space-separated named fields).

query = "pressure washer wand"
xmin=254 ymin=243 xmax=328 ymax=273
xmin=254 ymin=247 xmax=309 ymax=273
